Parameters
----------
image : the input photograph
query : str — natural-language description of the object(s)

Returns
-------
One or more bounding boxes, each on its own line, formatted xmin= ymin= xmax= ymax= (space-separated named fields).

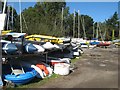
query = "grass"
xmin=71 ymin=57 xmax=81 ymax=64
xmin=14 ymin=74 xmax=60 ymax=89
xmin=6 ymin=56 xmax=81 ymax=89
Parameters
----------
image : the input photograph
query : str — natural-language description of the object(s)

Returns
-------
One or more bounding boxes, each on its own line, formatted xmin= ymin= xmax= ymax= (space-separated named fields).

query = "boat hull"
xmin=2 ymin=43 xmax=18 ymax=55
xmin=90 ymin=42 xmax=100 ymax=45
xmin=97 ymin=42 xmax=111 ymax=47
xmin=24 ymin=43 xmax=45 ymax=54
xmin=3 ymin=65 xmax=37 ymax=85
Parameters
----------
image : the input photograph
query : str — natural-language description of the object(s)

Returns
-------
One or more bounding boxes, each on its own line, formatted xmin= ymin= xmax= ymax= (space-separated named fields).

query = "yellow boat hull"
xmin=25 ymin=35 xmax=63 ymax=44
xmin=2 ymin=30 xmax=12 ymax=35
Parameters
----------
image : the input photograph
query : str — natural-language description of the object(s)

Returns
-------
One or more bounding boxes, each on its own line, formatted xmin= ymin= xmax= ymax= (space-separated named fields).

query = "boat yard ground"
xmin=17 ymin=47 xmax=119 ymax=88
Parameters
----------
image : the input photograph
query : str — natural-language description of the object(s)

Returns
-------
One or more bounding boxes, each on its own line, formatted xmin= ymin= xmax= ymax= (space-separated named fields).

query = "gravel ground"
xmin=38 ymin=47 xmax=119 ymax=88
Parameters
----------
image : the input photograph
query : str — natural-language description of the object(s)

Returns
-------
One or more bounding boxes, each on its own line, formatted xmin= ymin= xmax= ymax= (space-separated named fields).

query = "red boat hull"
xmin=97 ymin=42 xmax=111 ymax=47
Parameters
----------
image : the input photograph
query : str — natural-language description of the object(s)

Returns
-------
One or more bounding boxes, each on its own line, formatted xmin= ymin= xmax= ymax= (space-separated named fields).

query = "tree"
xmin=20 ymin=2 xmax=68 ymax=37
xmin=105 ymin=12 xmax=119 ymax=40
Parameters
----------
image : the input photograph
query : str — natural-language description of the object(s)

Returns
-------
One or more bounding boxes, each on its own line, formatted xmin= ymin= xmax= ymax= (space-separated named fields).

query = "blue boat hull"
xmin=90 ymin=42 xmax=100 ymax=45
xmin=2 ymin=43 xmax=18 ymax=55
xmin=24 ymin=43 xmax=37 ymax=54
xmin=80 ymin=43 xmax=87 ymax=45
xmin=3 ymin=65 xmax=37 ymax=85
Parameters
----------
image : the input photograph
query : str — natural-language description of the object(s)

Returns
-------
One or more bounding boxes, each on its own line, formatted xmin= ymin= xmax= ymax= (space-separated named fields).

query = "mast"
xmin=81 ymin=16 xmax=86 ymax=39
xmin=22 ymin=14 xmax=28 ymax=32
xmin=112 ymin=29 xmax=115 ymax=41
xmin=103 ymin=27 xmax=106 ymax=41
xmin=2 ymin=0 xmax=7 ymax=14
xmin=98 ymin=23 xmax=104 ymax=41
xmin=119 ymin=20 xmax=120 ymax=39
xmin=73 ymin=9 xmax=75 ymax=38
xmin=7 ymin=5 xmax=10 ymax=30
xmin=19 ymin=0 xmax=22 ymax=33
xmin=12 ymin=4 xmax=14 ymax=30
xmin=118 ymin=1 xmax=120 ymax=39
xmin=61 ymin=7 xmax=64 ymax=35
xmin=103 ymin=23 xmax=106 ymax=41
xmin=96 ymin=22 xmax=99 ymax=39
xmin=93 ymin=23 xmax=94 ymax=39
xmin=78 ymin=10 xmax=80 ymax=38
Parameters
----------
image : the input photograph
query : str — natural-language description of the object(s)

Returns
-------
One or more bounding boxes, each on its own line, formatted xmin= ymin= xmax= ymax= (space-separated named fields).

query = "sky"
xmin=6 ymin=2 xmax=118 ymax=22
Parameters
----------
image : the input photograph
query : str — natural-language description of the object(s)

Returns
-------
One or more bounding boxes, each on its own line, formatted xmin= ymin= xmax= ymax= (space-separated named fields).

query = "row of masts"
xmin=4 ymin=4 xmax=105 ymax=40
xmin=4 ymin=2 xmax=120 ymax=40
xmin=69 ymin=9 xmax=86 ymax=38
xmin=71 ymin=9 xmax=108 ymax=40
xmin=72 ymin=9 xmax=89 ymax=39
xmin=61 ymin=8 xmax=100 ymax=39
xmin=6 ymin=0 xmax=22 ymax=33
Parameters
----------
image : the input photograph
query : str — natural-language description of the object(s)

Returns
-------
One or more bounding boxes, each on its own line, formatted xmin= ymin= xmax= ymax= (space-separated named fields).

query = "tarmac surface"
xmin=39 ymin=47 xmax=119 ymax=88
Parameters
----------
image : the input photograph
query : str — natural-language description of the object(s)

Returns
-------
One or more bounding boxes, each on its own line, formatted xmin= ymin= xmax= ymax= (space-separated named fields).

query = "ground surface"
xmin=38 ymin=47 xmax=119 ymax=88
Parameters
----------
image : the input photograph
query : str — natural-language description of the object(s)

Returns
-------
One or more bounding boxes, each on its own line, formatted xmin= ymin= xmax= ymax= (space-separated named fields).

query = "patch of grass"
xmin=15 ymin=74 xmax=60 ymax=88
xmin=71 ymin=57 xmax=81 ymax=64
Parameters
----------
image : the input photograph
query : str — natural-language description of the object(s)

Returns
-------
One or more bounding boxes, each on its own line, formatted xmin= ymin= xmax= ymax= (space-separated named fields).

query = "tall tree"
xmin=106 ymin=12 xmax=119 ymax=40
xmin=21 ymin=2 xmax=68 ymax=37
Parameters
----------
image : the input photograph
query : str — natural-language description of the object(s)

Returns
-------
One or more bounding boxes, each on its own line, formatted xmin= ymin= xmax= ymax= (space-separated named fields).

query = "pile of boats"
xmin=1 ymin=31 xmax=119 ymax=87
xmin=1 ymin=32 xmax=71 ymax=55
xmin=1 ymin=32 xmax=82 ymax=87
xmin=71 ymin=38 xmax=111 ymax=48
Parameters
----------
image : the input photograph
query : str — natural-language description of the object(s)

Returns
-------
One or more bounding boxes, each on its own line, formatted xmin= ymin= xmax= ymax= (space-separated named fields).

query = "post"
xmin=0 ymin=0 xmax=7 ymax=87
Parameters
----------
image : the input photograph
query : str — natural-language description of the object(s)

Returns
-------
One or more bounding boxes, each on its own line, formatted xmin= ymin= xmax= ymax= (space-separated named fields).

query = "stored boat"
xmin=1 ymin=30 xmax=12 ymax=35
xmin=97 ymin=41 xmax=111 ymax=47
xmin=21 ymin=61 xmax=53 ymax=78
xmin=24 ymin=43 xmax=45 ymax=54
xmin=1 ymin=40 xmax=18 ymax=55
xmin=42 ymin=42 xmax=56 ymax=50
xmin=2 ymin=33 xmax=45 ymax=54
xmin=25 ymin=35 xmax=71 ymax=45
xmin=3 ymin=64 xmax=37 ymax=85
xmin=25 ymin=34 xmax=63 ymax=44
xmin=89 ymin=38 xmax=100 ymax=45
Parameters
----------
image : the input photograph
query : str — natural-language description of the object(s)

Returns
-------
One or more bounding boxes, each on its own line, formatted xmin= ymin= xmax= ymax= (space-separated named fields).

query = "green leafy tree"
xmin=105 ymin=12 xmax=119 ymax=40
